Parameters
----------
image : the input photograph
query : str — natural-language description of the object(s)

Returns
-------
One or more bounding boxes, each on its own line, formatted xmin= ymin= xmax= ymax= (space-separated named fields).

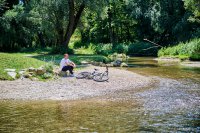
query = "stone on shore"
xmin=36 ymin=67 xmax=46 ymax=75
xmin=120 ymin=62 xmax=128 ymax=67
xmin=4 ymin=69 xmax=17 ymax=79
xmin=7 ymin=72 xmax=17 ymax=79
xmin=28 ymin=67 xmax=37 ymax=73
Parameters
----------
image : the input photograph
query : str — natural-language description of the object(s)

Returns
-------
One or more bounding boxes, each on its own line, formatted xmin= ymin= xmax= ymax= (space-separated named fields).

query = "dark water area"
xmin=0 ymin=57 xmax=199 ymax=132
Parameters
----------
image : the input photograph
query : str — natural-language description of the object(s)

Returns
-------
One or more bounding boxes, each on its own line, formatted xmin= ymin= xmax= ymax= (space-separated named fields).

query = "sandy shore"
xmin=0 ymin=66 xmax=152 ymax=100
xmin=155 ymin=57 xmax=200 ymax=67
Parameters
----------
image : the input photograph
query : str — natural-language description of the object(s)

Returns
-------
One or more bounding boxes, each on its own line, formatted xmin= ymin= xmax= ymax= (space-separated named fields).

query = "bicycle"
xmin=76 ymin=66 xmax=109 ymax=82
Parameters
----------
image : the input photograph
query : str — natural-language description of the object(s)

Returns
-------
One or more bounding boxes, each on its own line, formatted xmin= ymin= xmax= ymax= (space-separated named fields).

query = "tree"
xmin=63 ymin=0 xmax=106 ymax=50
xmin=184 ymin=0 xmax=200 ymax=23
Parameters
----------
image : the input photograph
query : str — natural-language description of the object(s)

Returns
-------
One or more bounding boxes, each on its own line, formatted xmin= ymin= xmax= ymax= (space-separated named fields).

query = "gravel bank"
xmin=0 ymin=67 xmax=152 ymax=100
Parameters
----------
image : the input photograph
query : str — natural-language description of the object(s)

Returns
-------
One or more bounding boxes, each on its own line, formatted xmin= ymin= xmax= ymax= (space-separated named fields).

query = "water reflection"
xmin=0 ymin=57 xmax=199 ymax=132
xmin=127 ymin=57 xmax=200 ymax=80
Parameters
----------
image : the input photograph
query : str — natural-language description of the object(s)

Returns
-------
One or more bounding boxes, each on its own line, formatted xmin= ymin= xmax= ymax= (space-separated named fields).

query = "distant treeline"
xmin=0 ymin=0 xmax=200 ymax=55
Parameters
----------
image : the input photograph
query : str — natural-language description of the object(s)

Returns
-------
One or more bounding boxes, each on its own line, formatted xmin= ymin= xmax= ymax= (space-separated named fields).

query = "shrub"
xmin=114 ymin=44 xmax=129 ymax=54
xmin=95 ymin=43 xmax=113 ymax=56
xmin=75 ymin=43 xmax=96 ymax=54
xmin=50 ymin=47 xmax=74 ymax=55
xmin=43 ymin=62 xmax=54 ymax=73
xmin=158 ymin=38 xmax=200 ymax=60
xmin=73 ymin=40 xmax=84 ymax=49
xmin=128 ymin=42 xmax=158 ymax=56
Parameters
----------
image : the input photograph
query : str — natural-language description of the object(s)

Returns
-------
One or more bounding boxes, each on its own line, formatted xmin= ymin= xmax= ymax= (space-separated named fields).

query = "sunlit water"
xmin=0 ymin=57 xmax=200 ymax=132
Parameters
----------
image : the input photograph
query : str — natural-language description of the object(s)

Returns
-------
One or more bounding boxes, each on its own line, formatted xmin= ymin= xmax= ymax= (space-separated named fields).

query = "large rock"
xmin=23 ymin=73 xmax=32 ymax=78
xmin=7 ymin=72 xmax=17 ymax=79
xmin=36 ymin=67 xmax=46 ymax=75
xmin=28 ymin=67 xmax=36 ymax=73
xmin=112 ymin=60 xmax=122 ymax=67
xmin=81 ymin=61 xmax=90 ymax=65
xmin=120 ymin=62 xmax=128 ymax=67
xmin=19 ymin=70 xmax=25 ymax=75
xmin=4 ymin=69 xmax=17 ymax=79
xmin=59 ymin=71 xmax=68 ymax=77
xmin=106 ymin=64 xmax=114 ymax=67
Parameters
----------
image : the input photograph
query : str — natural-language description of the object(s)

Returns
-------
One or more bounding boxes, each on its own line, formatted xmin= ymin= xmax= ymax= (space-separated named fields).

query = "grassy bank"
xmin=158 ymin=38 xmax=200 ymax=61
xmin=0 ymin=53 xmax=46 ymax=80
xmin=0 ymin=53 xmax=109 ymax=80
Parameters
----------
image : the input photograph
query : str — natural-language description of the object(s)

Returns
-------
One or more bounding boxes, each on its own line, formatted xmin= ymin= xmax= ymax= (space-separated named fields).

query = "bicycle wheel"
xmin=93 ymin=73 xmax=109 ymax=82
xmin=76 ymin=72 xmax=91 ymax=79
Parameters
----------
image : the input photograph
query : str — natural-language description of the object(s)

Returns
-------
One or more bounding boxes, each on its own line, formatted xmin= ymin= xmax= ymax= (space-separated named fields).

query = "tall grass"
xmin=158 ymin=38 xmax=200 ymax=60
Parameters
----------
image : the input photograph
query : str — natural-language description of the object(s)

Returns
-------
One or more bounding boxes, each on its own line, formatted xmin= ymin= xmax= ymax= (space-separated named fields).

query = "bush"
xmin=158 ymin=38 xmax=200 ymax=60
xmin=43 ymin=62 xmax=54 ymax=73
xmin=128 ymin=42 xmax=158 ymax=56
xmin=75 ymin=43 xmax=96 ymax=54
xmin=114 ymin=44 xmax=129 ymax=54
xmin=50 ymin=47 xmax=74 ymax=55
xmin=73 ymin=40 xmax=84 ymax=49
xmin=95 ymin=43 xmax=113 ymax=56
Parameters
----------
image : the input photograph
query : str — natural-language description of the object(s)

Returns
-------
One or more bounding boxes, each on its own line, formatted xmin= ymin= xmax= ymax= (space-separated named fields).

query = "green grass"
xmin=32 ymin=54 xmax=110 ymax=65
xmin=158 ymin=38 xmax=200 ymax=61
xmin=0 ymin=53 xmax=46 ymax=80
xmin=0 ymin=52 xmax=110 ymax=80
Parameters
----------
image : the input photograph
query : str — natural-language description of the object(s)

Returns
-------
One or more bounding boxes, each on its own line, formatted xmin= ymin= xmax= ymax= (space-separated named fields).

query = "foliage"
xmin=184 ymin=0 xmax=200 ymax=23
xmin=0 ymin=0 xmax=6 ymax=11
xmin=128 ymin=42 xmax=158 ymax=56
xmin=114 ymin=44 xmax=129 ymax=54
xmin=95 ymin=43 xmax=113 ymax=56
xmin=0 ymin=0 xmax=200 ymax=57
xmin=158 ymin=38 xmax=200 ymax=60
xmin=50 ymin=47 xmax=74 ymax=55
xmin=43 ymin=62 xmax=54 ymax=73
xmin=75 ymin=43 xmax=96 ymax=55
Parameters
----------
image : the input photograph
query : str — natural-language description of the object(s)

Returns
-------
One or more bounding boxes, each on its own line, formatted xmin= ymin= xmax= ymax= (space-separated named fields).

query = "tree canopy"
xmin=0 ymin=0 xmax=199 ymax=54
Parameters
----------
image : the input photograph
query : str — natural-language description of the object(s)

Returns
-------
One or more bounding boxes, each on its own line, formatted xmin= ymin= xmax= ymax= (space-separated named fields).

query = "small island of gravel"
xmin=0 ymin=66 xmax=152 ymax=100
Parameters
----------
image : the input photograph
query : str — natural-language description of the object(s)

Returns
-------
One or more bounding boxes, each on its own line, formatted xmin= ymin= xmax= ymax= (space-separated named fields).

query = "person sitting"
xmin=60 ymin=54 xmax=76 ymax=77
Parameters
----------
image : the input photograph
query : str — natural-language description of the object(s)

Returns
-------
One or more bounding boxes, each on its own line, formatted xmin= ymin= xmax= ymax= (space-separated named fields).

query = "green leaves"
xmin=184 ymin=0 xmax=200 ymax=23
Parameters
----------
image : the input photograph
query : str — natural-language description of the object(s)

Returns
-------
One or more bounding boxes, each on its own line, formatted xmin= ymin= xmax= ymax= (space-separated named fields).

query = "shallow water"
xmin=0 ymin=57 xmax=200 ymax=132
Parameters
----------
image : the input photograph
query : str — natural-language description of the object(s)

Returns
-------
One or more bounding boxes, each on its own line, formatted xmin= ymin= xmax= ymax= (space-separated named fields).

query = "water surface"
xmin=0 ymin=57 xmax=199 ymax=132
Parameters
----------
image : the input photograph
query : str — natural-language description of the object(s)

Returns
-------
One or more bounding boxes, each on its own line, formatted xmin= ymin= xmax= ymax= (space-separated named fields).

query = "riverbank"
xmin=155 ymin=57 xmax=200 ymax=68
xmin=0 ymin=66 xmax=152 ymax=100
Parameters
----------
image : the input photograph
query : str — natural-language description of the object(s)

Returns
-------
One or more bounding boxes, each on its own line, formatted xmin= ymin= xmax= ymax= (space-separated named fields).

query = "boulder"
xmin=31 ymin=77 xmax=39 ymax=81
xmin=23 ymin=73 xmax=32 ymax=78
xmin=81 ymin=61 xmax=89 ymax=65
xmin=19 ymin=70 xmax=25 ymax=75
xmin=36 ymin=67 xmax=46 ymax=75
xmin=100 ymin=63 xmax=107 ymax=67
xmin=106 ymin=64 xmax=114 ymax=67
xmin=120 ymin=62 xmax=128 ymax=67
xmin=28 ymin=67 xmax=36 ymax=73
xmin=4 ymin=69 xmax=17 ymax=79
xmin=92 ymin=62 xmax=100 ymax=66
xmin=7 ymin=72 xmax=17 ymax=79
xmin=59 ymin=71 xmax=68 ymax=77
xmin=113 ymin=60 xmax=122 ymax=67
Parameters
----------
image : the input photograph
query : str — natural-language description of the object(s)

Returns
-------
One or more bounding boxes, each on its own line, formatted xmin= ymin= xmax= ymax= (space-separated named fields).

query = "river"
xmin=0 ymin=57 xmax=199 ymax=132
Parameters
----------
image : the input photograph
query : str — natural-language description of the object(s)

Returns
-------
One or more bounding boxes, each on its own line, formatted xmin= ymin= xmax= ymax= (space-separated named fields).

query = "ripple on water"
xmin=134 ymin=77 xmax=200 ymax=132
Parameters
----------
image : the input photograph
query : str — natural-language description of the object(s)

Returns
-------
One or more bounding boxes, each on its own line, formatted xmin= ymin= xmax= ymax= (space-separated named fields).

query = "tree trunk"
xmin=37 ymin=32 xmax=46 ymax=48
xmin=108 ymin=7 xmax=114 ymax=45
xmin=63 ymin=0 xmax=85 ymax=51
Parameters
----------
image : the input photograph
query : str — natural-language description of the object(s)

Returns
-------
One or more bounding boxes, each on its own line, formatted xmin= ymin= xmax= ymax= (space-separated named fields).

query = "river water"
xmin=0 ymin=57 xmax=199 ymax=132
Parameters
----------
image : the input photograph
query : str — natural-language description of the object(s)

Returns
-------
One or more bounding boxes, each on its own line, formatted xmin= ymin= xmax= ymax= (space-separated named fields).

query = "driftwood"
xmin=143 ymin=38 xmax=163 ymax=51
